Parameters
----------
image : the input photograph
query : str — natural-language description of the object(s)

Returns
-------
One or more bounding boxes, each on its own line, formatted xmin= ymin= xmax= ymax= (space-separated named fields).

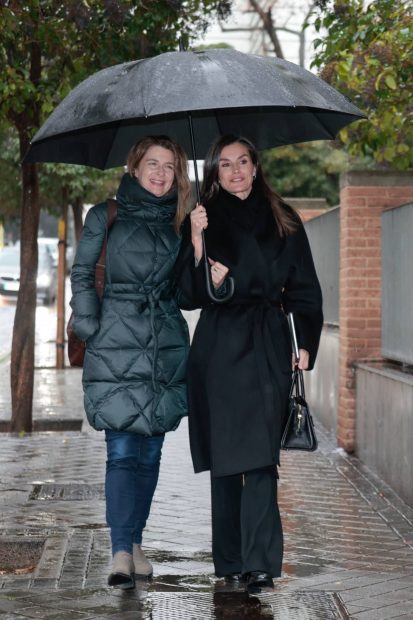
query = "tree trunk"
xmin=72 ymin=197 xmax=84 ymax=244
xmin=10 ymin=132 xmax=40 ymax=433
xmin=56 ymin=196 xmax=68 ymax=369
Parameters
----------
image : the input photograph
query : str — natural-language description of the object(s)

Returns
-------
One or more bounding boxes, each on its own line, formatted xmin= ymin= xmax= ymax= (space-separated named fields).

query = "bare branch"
xmin=249 ymin=0 xmax=284 ymax=58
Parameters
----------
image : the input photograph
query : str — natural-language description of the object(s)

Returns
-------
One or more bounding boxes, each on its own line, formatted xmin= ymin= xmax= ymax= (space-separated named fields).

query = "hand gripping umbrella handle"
xmin=186 ymin=105 xmax=235 ymax=303
xmin=203 ymin=231 xmax=235 ymax=304
xmin=180 ymin=39 xmax=235 ymax=304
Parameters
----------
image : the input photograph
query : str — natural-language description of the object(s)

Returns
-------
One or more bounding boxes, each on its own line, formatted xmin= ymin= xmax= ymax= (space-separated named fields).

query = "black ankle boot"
xmin=246 ymin=571 xmax=274 ymax=592
xmin=224 ymin=572 xmax=246 ymax=585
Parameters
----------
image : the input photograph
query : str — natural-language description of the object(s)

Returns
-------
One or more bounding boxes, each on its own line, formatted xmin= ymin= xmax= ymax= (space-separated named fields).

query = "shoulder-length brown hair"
xmin=127 ymin=135 xmax=191 ymax=235
xmin=201 ymin=134 xmax=299 ymax=236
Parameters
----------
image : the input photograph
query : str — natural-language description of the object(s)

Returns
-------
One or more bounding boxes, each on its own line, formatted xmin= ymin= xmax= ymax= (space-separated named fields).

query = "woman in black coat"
xmin=176 ymin=135 xmax=323 ymax=592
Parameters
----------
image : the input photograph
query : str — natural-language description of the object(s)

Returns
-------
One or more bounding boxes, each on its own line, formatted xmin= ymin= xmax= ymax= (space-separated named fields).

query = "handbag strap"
xmin=298 ymin=367 xmax=306 ymax=399
xmin=95 ymin=198 xmax=118 ymax=299
xmin=289 ymin=366 xmax=306 ymax=400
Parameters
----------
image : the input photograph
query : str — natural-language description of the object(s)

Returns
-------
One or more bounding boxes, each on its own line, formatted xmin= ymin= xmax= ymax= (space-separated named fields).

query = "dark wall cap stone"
xmin=340 ymin=170 xmax=413 ymax=189
xmin=283 ymin=197 xmax=328 ymax=210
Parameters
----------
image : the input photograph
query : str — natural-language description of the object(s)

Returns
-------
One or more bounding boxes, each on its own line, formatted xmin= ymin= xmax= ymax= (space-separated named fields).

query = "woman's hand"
xmin=190 ymin=203 xmax=208 ymax=239
xmin=208 ymin=258 xmax=229 ymax=289
xmin=190 ymin=203 xmax=207 ymax=263
xmin=292 ymin=349 xmax=310 ymax=370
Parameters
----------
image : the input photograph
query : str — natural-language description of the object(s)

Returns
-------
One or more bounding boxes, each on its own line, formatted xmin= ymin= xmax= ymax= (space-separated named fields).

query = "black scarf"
xmin=211 ymin=184 xmax=271 ymax=231
xmin=205 ymin=183 xmax=283 ymax=267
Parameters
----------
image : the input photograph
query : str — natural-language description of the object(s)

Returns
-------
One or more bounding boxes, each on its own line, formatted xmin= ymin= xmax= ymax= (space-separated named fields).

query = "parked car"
xmin=38 ymin=237 xmax=74 ymax=273
xmin=0 ymin=245 xmax=57 ymax=305
xmin=38 ymin=237 xmax=58 ymax=267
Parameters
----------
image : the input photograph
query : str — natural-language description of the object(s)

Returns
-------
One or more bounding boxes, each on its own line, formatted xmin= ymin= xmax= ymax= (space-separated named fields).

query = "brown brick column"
xmin=338 ymin=171 xmax=413 ymax=452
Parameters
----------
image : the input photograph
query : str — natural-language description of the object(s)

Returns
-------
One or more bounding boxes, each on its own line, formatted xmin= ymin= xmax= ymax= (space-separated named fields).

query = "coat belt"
xmin=105 ymin=284 xmax=171 ymax=395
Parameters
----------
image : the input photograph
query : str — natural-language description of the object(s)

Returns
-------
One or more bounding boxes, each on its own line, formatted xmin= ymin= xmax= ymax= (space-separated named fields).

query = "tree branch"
xmin=249 ymin=0 xmax=284 ymax=59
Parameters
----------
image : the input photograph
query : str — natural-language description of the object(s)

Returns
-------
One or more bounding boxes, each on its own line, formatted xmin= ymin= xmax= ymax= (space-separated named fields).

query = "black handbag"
xmin=281 ymin=366 xmax=318 ymax=451
xmin=281 ymin=312 xmax=318 ymax=451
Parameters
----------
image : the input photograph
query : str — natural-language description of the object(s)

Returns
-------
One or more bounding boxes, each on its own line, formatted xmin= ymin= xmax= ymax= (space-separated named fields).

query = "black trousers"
xmin=210 ymin=466 xmax=283 ymax=578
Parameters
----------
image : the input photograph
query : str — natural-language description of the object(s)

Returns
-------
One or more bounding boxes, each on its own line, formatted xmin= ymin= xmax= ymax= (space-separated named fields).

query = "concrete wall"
xmin=305 ymin=325 xmax=339 ymax=433
xmin=382 ymin=202 xmax=413 ymax=365
xmin=305 ymin=206 xmax=340 ymax=326
xmin=356 ymin=363 xmax=413 ymax=507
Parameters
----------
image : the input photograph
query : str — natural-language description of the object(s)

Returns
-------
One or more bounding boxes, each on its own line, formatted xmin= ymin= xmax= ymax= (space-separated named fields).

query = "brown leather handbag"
xmin=67 ymin=198 xmax=118 ymax=367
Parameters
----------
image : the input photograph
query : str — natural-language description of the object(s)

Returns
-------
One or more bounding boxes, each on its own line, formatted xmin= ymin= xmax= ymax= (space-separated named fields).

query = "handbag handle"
xmin=288 ymin=312 xmax=306 ymax=399
xmin=287 ymin=312 xmax=300 ymax=363
xmin=289 ymin=367 xmax=306 ymax=400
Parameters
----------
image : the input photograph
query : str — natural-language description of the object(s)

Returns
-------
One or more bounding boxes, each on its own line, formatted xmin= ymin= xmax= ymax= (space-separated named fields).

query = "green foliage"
xmin=39 ymin=164 xmax=122 ymax=215
xmin=261 ymin=142 xmax=348 ymax=206
xmin=0 ymin=127 xmax=21 ymax=220
xmin=0 ymin=0 xmax=231 ymax=218
xmin=193 ymin=42 xmax=234 ymax=50
xmin=311 ymin=0 xmax=413 ymax=170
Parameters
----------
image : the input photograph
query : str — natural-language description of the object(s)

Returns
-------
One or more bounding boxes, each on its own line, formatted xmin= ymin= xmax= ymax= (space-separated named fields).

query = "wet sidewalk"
xmin=1 ymin=341 xmax=413 ymax=618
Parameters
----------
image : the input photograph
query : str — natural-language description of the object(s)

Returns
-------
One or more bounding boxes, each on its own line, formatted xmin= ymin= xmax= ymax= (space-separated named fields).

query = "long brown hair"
xmin=127 ymin=135 xmax=191 ymax=235
xmin=202 ymin=135 xmax=299 ymax=236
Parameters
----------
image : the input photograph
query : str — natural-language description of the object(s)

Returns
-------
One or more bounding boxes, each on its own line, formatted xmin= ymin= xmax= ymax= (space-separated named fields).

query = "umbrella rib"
xmin=99 ymin=123 xmax=124 ymax=169
xmin=309 ymin=110 xmax=337 ymax=140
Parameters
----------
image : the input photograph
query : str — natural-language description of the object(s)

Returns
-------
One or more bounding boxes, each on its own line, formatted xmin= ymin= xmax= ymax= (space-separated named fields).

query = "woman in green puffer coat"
xmin=70 ymin=136 xmax=191 ymax=589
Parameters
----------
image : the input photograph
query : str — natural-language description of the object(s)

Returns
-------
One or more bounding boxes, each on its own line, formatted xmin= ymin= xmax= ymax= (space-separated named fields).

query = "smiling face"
xmin=218 ymin=142 xmax=257 ymax=200
xmin=134 ymin=145 xmax=175 ymax=197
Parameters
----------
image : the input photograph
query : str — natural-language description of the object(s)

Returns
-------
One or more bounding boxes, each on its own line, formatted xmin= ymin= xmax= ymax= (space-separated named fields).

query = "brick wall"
xmin=286 ymin=197 xmax=328 ymax=223
xmin=338 ymin=171 xmax=413 ymax=452
xmin=298 ymin=208 xmax=328 ymax=222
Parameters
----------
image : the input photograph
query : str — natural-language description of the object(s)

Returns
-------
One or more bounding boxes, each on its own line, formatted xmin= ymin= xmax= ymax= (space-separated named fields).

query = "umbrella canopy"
xmin=24 ymin=48 xmax=365 ymax=169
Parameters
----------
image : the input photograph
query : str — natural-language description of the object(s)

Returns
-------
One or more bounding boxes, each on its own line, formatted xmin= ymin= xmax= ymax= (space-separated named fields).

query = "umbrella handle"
xmin=202 ymin=232 xmax=235 ymax=303
xmin=186 ymin=104 xmax=235 ymax=304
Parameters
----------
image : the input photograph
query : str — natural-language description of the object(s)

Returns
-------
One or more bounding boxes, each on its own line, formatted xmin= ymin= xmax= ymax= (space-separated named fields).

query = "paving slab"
xmin=0 ymin=416 xmax=413 ymax=617
xmin=0 ymin=310 xmax=413 ymax=617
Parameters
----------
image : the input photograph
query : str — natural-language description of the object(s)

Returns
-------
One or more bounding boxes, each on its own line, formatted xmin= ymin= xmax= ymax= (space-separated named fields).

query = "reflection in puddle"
xmin=213 ymin=592 xmax=273 ymax=618
xmin=134 ymin=590 xmax=275 ymax=619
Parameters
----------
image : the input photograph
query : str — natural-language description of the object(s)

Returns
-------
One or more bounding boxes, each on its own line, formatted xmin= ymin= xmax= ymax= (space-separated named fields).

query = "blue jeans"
xmin=105 ymin=430 xmax=165 ymax=555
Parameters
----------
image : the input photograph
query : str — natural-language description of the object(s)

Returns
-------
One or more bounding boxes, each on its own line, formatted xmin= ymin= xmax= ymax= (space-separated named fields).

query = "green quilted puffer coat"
xmin=70 ymin=173 xmax=189 ymax=435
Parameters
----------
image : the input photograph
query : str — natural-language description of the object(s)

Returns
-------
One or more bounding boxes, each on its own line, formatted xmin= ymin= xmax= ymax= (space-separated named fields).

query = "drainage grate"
xmin=258 ymin=591 xmax=349 ymax=619
xmin=29 ymin=483 xmax=104 ymax=501
xmin=143 ymin=591 xmax=349 ymax=619
xmin=0 ymin=538 xmax=45 ymax=575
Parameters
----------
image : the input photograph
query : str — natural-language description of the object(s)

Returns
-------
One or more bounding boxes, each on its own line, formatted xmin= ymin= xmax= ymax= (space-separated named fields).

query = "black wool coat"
xmin=175 ymin=185 xmax=323 ymax=477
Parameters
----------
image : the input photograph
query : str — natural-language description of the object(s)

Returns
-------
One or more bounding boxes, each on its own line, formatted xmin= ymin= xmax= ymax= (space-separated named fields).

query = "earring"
xmin=253 ymin=174 xmax=256 ymax=180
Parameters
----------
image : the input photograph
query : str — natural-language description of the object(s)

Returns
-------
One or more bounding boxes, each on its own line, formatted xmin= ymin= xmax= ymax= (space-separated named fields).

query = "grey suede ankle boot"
xmin=108 ymin=551 xmax=135 ymax=589
xmin=133 ymin=543 xmax=153 ymax=577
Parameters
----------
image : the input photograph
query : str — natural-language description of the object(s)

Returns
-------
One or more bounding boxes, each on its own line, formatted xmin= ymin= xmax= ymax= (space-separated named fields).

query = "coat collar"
xmin=116 ymin=173 xmax=177 ymax=222
xmin=213 ymin=185 xmax=261 ymax=227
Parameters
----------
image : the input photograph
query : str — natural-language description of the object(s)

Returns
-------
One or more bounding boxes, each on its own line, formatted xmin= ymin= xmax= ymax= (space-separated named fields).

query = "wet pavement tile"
xmin=4 ymin=589 xmax=348 ymax=619
xmin=1 ymin=359 xmax=413 ymax=617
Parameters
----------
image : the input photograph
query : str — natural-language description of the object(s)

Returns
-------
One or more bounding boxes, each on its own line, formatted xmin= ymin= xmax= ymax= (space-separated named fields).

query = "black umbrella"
xmin=24 ymin=48 xmax=365 ymax=301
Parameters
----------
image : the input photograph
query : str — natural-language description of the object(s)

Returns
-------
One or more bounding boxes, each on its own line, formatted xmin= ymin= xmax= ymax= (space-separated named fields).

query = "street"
xmin=0 ymin=298 xmax=59 ymax=363
xmin=0 ymin=280 xmax=200 ymax=364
